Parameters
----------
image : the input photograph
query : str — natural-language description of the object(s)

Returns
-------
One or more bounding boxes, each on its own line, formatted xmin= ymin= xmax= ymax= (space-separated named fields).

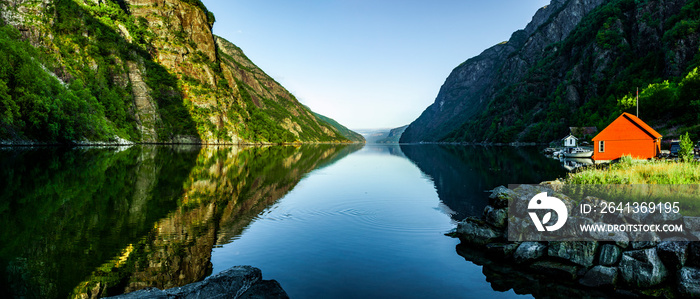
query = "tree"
xmin=680 ymin=132 xmax=694 ymax=163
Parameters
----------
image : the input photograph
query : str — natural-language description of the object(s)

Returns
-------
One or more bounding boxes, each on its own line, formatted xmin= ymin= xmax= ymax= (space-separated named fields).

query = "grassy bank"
xmin=563 ymin=156 xmax=700 ymax=215
xmin=566 ymin=156 xmax=700 ymax=184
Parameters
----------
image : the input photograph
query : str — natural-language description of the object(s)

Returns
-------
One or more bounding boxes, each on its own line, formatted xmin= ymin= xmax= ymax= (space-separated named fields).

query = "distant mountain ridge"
xmin=402 ymin=0 xmax=700 ymax=143
xmin=357 ymin=125 xmax=407 ymax=143
xmin=0 ymin=0 xmax=360 ymax=144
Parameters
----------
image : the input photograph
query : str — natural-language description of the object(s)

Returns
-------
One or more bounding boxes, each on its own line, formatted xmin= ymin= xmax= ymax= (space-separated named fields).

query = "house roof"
xmin=561 ymin=134 xmax=578 ymax=140
xmin=592 ymin=112 xmax=662 ymax=141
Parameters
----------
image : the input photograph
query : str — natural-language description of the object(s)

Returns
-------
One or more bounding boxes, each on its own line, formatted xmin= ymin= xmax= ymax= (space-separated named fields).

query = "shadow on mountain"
xmin=400 ymin=144 xmax=567 ymax=220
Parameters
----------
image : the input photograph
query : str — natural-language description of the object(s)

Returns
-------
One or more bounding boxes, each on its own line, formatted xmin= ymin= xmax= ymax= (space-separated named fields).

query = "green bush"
xmin=680 ymin=132 xmax=694 ymax=162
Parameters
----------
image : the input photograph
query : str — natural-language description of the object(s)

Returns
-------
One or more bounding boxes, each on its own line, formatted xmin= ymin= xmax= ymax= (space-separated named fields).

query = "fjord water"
xmin=0 ymin=144 xmax=566 ymax=298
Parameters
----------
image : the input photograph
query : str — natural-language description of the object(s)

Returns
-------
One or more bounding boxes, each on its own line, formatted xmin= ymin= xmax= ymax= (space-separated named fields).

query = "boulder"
xmin=657 ymin=241 xmax=689 ymax=270
xmin=598 ymin=244 xmax=621 ymax=266
xmin=678 ymin=267 xmax=700 ymax=297
xmin=456 ymin=217 xmax=503 ymax=246
xmin=630 ymin=240 xmax=658 ymax=250
xmin=619 ymin=248 xmax=668 ymax=287
xmin=587 ymin=223 xmax=629 ymax=246
xmin=107 ymin=266 xmax=289 ymax=299
xmin=579 ymin=266 xmax=618 ymax=288
xmin=547 ymin=241 xmax=598 ymax=267
xmin=688 ymin=242 xmax=700 ymax=267
xmin=485 ymin=242 xmax=519 ymax=259
xmin=529 ymin=260 xmax=579 ymax=280
xmin=483 ymin=205 xmax=508 ymax=229
xmin=489 ymin=186 xmax=515 ymax=208
xmin=513 ymin=242 xmax=546 ymax=264
xmin=683 ymin=216 xmax=700 ymax=232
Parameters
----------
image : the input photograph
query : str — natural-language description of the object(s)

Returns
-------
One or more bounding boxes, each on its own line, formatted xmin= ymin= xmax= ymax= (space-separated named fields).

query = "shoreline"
xmin=451 ymin=184 xmax=700 ymax=298
xmin=0 ymin=140 xmax=365 ymax=147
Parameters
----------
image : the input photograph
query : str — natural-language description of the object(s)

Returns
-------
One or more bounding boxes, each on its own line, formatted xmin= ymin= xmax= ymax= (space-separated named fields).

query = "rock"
xmin=688 ymin=242 xmax=700 ymax=267
xmin=587 ymin=222 xmax=629 ymax=245
xmin=547 ymin=241 xmax=598 ymax=267
xmin=657 ymin=241 xmax=689 ymax=270
xmin=399 ymin=0 xmax=607 ymax=143
xmin=619 ymin=248 xmax=668 ymax=287
xmin=646 ymin=209 xmax=682 ymax=223
xmin=579 ymin=266 xmax=618 ymax=288
xmin=513 ymin=242 xmax=546 ymax=264
xmin=678 ymin=267 xmax=700 ymax=297
xmin=483 ymin=205 xmax=508 ymax=229
xmin=456 ymin=217 xmax=503 ymax=246
xmin=489 ymin=186 xmax=515 ymax=208
xmin=106 ymin=266 xmax=288 ymax=299
xmin=630 ymin=240 xmax=658 ymax=250
xmin=683 ymin=216 xmax=700 ymax=232
xmin=110 ymin=288 xmax=168 ymax=299
xmin=598 ymin=244 xmax=622 ymax=266
xmin=529 ymin=260 xmax=580 ymax=280
xmin=485 ymin=242 xmax=519 ymax=259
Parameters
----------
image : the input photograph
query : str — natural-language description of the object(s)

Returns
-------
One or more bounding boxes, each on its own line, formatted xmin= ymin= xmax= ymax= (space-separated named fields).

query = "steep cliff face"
xmin=401 ymin=0 xmax=606 ymax=143
xmin=402 ymin=0 xmax=700 ymax=143
xmin=0 ymin=0 xmax=356 ymax=144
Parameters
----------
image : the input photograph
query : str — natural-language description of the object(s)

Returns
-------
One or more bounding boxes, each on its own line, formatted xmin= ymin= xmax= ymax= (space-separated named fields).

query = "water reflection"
xmin=400 ymin=145 xmax=568 ymax=220
xmin=0 ymin=144 xmax=361 ymax=298
xmin=455 ymin=244 xmax=609 ymax=298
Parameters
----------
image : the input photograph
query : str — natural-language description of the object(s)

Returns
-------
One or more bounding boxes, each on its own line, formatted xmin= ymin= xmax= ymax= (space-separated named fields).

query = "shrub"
xmin=680 ymin=132 xmax=694 ymax=162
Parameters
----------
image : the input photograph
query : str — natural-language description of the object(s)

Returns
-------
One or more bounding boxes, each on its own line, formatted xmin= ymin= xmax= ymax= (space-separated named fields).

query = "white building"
xmin=562 ymin=134 xmax=578 ymax=147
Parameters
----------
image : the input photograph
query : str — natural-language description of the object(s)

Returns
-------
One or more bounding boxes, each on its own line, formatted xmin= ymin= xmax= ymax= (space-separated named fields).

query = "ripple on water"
xmin=253 ymin=198 xmax=447 ymax=237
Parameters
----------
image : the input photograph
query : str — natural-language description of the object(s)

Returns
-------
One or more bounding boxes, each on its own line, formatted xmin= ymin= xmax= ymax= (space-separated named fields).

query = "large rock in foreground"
xmin=107 ymin=266 xmax=288 ymax=299
xmin=619 ymin=248 xmax=669 ymax=287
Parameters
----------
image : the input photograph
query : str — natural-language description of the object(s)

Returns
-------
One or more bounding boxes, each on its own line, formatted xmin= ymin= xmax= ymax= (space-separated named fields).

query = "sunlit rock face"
xmin=0 ymin=0 xmax=353 ymax=144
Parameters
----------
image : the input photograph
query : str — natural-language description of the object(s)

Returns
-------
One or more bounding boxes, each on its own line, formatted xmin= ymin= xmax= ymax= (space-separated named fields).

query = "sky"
xmin=201 ymin=0 xmax=551 ymax=130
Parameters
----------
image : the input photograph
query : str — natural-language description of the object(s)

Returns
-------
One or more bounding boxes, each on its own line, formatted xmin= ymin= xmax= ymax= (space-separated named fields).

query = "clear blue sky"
xmin=201 ymin=0 xmax=551 ymax=130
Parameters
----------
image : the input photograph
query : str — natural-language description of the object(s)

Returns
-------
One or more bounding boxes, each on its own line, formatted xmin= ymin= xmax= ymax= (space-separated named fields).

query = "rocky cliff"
xmin=402 ymin=0 xmax=700 ymax=143
xmin=0 ymin=0 xmax=357 ymax=144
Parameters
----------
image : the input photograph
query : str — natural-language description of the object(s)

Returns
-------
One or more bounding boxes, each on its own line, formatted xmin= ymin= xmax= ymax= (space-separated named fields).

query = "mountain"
xmin=402 ymin=0 xmax=700 ymax=144
xmin=0 ymin=0 xmax=358 ymax=144
xmin=355 ymin=126 xmax=406 ymax=143
xmin=375 ymin=125 xmax=408 ymax=143
xmin=312 ymin=112 xmax=366 ymax=143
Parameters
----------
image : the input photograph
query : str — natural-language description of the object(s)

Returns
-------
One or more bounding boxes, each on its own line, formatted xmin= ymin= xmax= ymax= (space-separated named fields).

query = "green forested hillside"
xmin=0 ymin=0 xmax=357 ymax=144
xmin=0 ymin=25 xmax=117 ymax=142
xmin=312 ymin=112 xmax=365 ymax=143
xmin=415 ymin=0 xmax=700 ymax=144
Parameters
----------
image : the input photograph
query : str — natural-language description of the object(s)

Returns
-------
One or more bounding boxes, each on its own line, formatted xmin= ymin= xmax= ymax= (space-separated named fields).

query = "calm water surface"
xmin=0 ymin=144 xmax=567 ymax=298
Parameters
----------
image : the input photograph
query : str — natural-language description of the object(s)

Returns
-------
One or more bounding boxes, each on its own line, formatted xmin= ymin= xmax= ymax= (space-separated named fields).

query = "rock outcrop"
xmin=401 ymin=0 xmax=607 ymax=143
xmin=452 ymin=184 xmax=700 ymax=297
xmin=106 ymin=266 xmax=289 ymax=299
xmin=402 ymin=0 xmax=700 ymax=144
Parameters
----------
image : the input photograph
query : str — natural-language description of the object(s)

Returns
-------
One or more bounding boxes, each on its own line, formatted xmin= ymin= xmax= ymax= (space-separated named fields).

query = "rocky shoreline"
xmin=105 ymin=266 xmax=288 ymax=299
xmin=450 ymin=184 xmax=700 ymax=298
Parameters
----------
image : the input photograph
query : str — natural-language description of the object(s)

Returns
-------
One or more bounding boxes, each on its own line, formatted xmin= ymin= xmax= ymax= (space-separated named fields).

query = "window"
xmin=599 ymin=141 xmax=605 ymax=153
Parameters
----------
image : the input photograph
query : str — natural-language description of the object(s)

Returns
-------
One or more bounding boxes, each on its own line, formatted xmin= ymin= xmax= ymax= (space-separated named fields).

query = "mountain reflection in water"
xmin=0 ymin=144 xmax=568 ymax=299
xmin=400 ymin=144 xmax=567 ymax=220
xmin=0 ymin=144 xmax=360 ymax=299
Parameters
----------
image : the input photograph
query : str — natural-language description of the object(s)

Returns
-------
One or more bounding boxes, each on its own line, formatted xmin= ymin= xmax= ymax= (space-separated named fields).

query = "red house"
xmin=592 ymin=112 xmax=662 ymax=161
